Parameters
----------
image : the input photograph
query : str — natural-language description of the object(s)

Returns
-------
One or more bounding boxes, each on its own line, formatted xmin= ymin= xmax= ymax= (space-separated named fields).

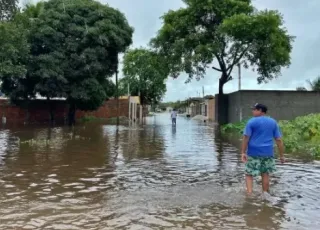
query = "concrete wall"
xmin=201 ymin=103 xmax=206 ymax=117
xmin=191 ymin=103 xmax=201 ymax=117
xmin=77 ymin=99 xmax=129 ymax=120
xmin=226 ymin=90 xmax=320 ymax=123
xmin=207 ymin=98 xmax=215 ymax=121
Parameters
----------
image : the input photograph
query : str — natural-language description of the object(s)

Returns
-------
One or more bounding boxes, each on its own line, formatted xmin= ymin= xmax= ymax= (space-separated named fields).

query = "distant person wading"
xmin=171 ymin=109 xmax=177 ymax=126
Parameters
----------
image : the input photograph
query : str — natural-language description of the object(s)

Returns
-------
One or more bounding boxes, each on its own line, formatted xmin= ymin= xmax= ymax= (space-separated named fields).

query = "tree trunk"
xmin=47 ymin=97 xmax=54 ymax=125
xmin=24 ymin=99 xmax=30 ymax=125
xmin=68 ymin=103 xmax=76 ymax=126
xmin=218 ymin=78 xmax=224 ymax=95
xmin=217 ymin=74 xmax=229 ymax=125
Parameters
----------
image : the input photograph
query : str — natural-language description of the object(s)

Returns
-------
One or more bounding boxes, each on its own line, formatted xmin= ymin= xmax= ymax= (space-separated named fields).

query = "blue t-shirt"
xmin=243 ymin=116 xmax=281 ymax=157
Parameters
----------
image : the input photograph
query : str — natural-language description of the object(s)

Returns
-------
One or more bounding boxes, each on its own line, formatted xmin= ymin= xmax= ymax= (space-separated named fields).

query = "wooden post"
xmin=134 ymin=103 xmax=137 ymax=122
xmin=139 ymin=104 xmax=142 ymax=122
xmin=238 ymin=63 xmax=241 ymax=91
xmin=128 ymin=97 xmax=131 ymax=120
xmin=238 ymin=63 xmax=242 ymax=122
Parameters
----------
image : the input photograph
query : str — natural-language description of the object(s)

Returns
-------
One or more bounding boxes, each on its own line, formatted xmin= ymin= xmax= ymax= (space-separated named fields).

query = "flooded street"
xmin=0 ymin=113 xmax=319 ymax=230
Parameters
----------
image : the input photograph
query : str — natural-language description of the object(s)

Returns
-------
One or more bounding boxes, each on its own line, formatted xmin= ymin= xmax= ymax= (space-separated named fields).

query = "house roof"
xmin=189 ymin=97 xmax=204 ymax=102
xmin=204 ymin=95 xmax=215 ymax=99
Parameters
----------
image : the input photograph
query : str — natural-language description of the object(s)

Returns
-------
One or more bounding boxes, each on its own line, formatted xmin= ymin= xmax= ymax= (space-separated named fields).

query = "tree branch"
xmin=220 ymin=39 xmax=227 ymax=58
xmin=226 ymin=75 xmax=233 ymax=82
xmin=226 ymin=46 xmax=249 ymax=76
xmin=226 ymin=44 xmax=241 ymax=71
xmin=214 ymin=54 xmax=227 ymax=73
xmin=212 ymin=66 xmax=222 ymax=72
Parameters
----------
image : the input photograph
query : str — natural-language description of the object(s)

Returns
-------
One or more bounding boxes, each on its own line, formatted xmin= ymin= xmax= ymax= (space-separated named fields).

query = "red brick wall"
xmin=76 ymin=99 xmax=129 ymax=119
xmin=0 ymin=98 xmax=130 ymax=124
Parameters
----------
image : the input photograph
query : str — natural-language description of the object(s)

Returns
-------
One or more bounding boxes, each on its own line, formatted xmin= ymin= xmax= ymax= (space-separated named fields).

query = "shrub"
xmin=79 ymin=115 xmax=99 ymax=122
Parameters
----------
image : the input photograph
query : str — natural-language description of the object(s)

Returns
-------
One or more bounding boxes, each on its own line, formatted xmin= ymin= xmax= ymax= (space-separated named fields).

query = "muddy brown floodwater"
xmin=0 ymin=113 xmax=319 ymax=229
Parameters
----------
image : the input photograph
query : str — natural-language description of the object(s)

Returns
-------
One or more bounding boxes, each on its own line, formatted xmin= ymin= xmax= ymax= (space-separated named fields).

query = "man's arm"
xmin=241 ymin=121 xmax=252 ymax=162
xmin=275 ymin=138 xmax=284 ymax=158
xmin=241 ymin=135 xmax=249 ymax=155
xmin=274 ymin=123 xmax=285 ymax=163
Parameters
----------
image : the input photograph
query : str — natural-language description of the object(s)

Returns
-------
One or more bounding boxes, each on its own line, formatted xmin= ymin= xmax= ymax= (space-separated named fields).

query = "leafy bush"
xmin=222 ymin=114 xmax=320 ymax=159
xmin=221 ymin=119 xmax=249 ymax=134
xmin=79 ymin=116 xmax=100 ymax=122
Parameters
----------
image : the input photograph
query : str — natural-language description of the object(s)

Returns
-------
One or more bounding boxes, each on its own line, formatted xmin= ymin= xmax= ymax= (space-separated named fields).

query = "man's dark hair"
xmin=252 ymin=103 xmax=268 ymax=113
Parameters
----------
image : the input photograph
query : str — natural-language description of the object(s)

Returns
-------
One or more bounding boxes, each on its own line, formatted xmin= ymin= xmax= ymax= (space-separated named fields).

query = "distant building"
xmin=183 ymin=96 xmax=215 ymax=121
xmin=202 ymin=95 xmax=215 ymax=121
xmin=166 ymin=107 xmax=173 ymax=112
xmin=187 ymin=97 xmax=203 ymax=117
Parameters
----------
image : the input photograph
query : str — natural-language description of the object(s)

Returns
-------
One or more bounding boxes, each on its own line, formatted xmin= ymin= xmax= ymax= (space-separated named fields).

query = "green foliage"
xmin=0 ymin=0 xmax=133 ymax=117
xmin=296 ymin=76 xmax=320 ymax=92
xmin=0 ymin=0 xmax=18 ymax=21
xmin=222 ymin=114 xmax=320 ymax=159
xmin=151 ymin=0 xmax=294 ymax=94
xmin=159 ymin=100 xmax=188 ymax=110
xmin=296 ymin=86 xmax=307 ymax=91
xmin=101 ymin=78 xmax=116 ymax=99
xmin=79 ymin=115 xmax=100 ymax=122
xmin=221 ymin=119 xmax=249 ymax=134
xmin=0 ymin=20 xmax=33 ymax=101
xmin=28 ymin=0 xmax=133 ymax=110
xmin=121 ymin=48 xmax=168 ymax=105
xmin=307 ymin=76 xmax=320 ymax=91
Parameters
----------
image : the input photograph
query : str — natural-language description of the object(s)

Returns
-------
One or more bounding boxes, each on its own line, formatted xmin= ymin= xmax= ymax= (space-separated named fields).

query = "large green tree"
xmin=122 ymin=48 xmax=168 ymax=105
xmin=32 ymin=0 xmax=133 ymax=125
xmin=151 ymin=0 xmax=293 ymax=123
xmin=2 ymin=0 xmax=133 ymax=124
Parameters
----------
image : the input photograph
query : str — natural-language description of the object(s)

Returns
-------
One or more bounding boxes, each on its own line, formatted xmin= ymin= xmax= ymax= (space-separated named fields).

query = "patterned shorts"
xmin=245 ymin=156 xmax=276 ymax=177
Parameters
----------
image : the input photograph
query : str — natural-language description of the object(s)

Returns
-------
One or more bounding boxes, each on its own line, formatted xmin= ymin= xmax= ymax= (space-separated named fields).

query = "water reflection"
xmin=0 ymin=114 xmax=318 ymax=229
xmin=171 ymin=125 xmax=176 ymax=137
xmin=241 ymin=199 xmax=285 ymax=230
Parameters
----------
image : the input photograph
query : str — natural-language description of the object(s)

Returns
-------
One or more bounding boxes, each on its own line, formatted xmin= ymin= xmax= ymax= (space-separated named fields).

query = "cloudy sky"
xmin=30 ymin=0 xmax=319 ymax=102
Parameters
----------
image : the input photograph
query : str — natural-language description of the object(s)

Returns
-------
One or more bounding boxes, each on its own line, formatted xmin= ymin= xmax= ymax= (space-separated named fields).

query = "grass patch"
xmin=221 ymin=114 xmax=320 ymax=159
xmin=79 ymin=115 xmax=130 ymax=124
xmin=79 ymin=115 xmax=101 ymax=122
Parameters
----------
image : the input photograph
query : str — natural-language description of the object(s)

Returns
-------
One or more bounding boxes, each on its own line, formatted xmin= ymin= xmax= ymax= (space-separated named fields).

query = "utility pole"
xmin=238 ymin=63 xmax=241 ymax=91
xmin=138 ymin=75 xmax=143 ymax=122
xmin=127 ymin=83 xmax=130 ymax=96
xmin=115 ymin=55 xmax=119 ymax=126
xmin=238 ymin=63 xmax=242 ymax=121
xmin=202 ymin=86 xmax=205 ymax=98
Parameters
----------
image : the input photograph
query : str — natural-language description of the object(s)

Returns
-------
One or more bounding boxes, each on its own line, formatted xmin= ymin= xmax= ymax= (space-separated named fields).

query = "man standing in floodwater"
xmin=171 ymin=108 xmax=177 ymax=126
xmin=241 ymin=103 xmax=285 ymax=194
